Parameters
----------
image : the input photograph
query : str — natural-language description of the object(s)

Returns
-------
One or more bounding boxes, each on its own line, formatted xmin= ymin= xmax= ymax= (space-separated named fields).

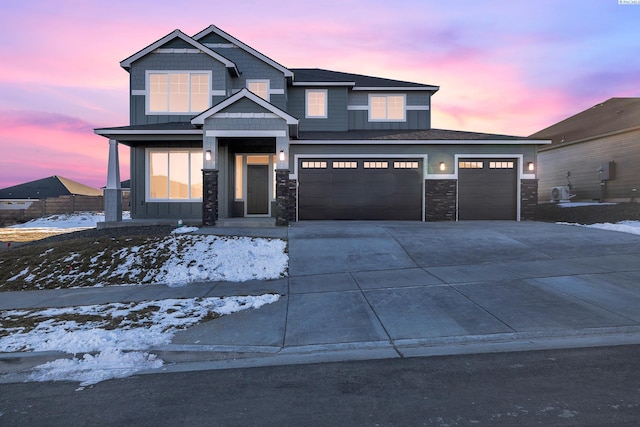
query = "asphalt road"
xmin=2 ymin=345 xmax=639 ymax=426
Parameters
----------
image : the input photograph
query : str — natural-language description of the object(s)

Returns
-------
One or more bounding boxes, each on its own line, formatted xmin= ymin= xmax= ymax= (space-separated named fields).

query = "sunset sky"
xmin=0 ymin=0 xmax=638 ymax=189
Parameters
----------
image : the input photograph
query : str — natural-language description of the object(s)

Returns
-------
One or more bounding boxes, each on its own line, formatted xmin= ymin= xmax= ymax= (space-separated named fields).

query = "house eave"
xmin=292 ymin=139 xmax=547 ymax=145
xmin=352 ymin=86 xmax=440 ymax=91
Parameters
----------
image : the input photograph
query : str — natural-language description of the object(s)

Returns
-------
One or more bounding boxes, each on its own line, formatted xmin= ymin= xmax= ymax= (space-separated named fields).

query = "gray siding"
xmin=129 ymin=52 xmax=229 ymax=126
xmin=537 ymin=129 xmax=640 ymax=203
xmin=220 ymin=98 xmax=272 ymax=114
xmin=347 ymin=91 xmax=432 ymax=130
xmin=130 ymin=142 xmax=203 ymax=220
xmin=288 ymin=87 xmax=348 ymax=132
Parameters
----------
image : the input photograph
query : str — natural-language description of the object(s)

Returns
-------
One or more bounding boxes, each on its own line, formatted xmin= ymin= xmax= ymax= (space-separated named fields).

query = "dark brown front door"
xmin=247 ymin=164 xmax=269 ymax=215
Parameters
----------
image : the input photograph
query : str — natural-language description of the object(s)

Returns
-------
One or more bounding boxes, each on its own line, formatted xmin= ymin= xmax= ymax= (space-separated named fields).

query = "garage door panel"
xmin=458 ymin=158 xmax=517 ymax=220
xmin=299 ymin=158 xmax=422 ymax=220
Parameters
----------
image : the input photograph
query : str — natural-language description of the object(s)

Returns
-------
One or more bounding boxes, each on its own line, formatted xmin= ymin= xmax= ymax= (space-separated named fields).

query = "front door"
xmin=247 ymin=164 xmax=269 ymax=215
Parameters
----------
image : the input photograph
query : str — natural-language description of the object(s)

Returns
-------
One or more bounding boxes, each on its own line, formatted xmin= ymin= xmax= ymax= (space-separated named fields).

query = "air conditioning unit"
xmin=550 ymin=186 xmax=573 ymax=202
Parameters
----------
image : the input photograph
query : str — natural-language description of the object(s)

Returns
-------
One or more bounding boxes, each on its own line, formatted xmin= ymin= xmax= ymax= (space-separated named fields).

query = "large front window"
xmin=369 ymin=94 xmax=405 ymax=121
xmin=148 ymin=149 xmax=203 ymax=200
xmin=148 ymin=72 xmax=210 ymax=113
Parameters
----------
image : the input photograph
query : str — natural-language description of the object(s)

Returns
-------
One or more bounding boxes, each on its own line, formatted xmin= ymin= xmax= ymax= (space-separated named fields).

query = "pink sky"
xmin=1 ymin=0 xmax=638 ymax=189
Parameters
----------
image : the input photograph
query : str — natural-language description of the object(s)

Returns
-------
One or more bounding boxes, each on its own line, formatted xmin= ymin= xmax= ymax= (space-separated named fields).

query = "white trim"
xmin=305 ymin=89 xmax=328 ymax=119
xmin=211 ymin=90 xmax=226 ymax=96
xmin=192 ymin=88 xmax=298 ymax=125
xmin=120 ymin=29 xmax=237 ymax=73
xmin=291 ymin=139 xmax=542 ymax=145
xmin=368 ymin=93 xmax=406 ymax=122
xmin=154 ymin=48 xmax=201 ymax=54
xmin=425 ymin=173 xmax=457 ymax=180
xmin=292 ymin=81 xmax=356 ymax=87
xmin=406 ymin=105 xmax=430 ymax=111
xmin=95 ymin=129 xmax=202 ymax=136
xmin=193 ymin=25 xmax=293 ymax=78
xmin=292 ymin=153 xmax=428 ymax=221
xmin=347 ymin=105 xmax=368 ymax=110
xmin=131 ymin=89 xmax=145 ymax=96
xmin=203 ymin=43 xmax=236 ymax=48
xmin=270 ymin=88 xmax=285 ymax=95
xmin=211 ymin=112 xmax=280 ymax=119
xmin=246 ymin=79 xmax=270 ymax=102
xmin=145 ymin=148 xmax=204 ymax=202
xmin=206 ymin=130 xmax=287 ymax=137
xmin=145 ymin=70 xmax=213 ymax=115
xmin=353 ymin=86 xmax=439 ymax=91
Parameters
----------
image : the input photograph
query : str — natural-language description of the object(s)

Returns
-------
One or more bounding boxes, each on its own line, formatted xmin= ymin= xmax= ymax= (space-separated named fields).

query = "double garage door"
xmin=297 ymin=157 xmax=518 ymax=221
xmin=298 ymin=158 xmax=423 ymax=220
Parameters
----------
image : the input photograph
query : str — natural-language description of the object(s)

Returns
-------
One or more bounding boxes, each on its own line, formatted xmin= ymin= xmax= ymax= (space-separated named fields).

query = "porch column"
xmin=275 ymin=136 xmax=290 ymax=226
xmin=105 ymin=139 xmax=122 ymax=222
xmin=202 ymin=135 xmax=218 ymax=226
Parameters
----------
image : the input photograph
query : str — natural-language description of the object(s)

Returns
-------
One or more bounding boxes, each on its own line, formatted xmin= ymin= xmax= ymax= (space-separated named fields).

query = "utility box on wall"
xmin=598 ymin=161 xmax=615 ymax=181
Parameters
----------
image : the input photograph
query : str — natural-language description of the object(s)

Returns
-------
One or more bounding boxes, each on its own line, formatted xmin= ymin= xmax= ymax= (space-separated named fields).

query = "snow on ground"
xmin=0 ymin=295 xmax=280 ymax=387
xmin=557 ymin=202 xmax=617 ymax=208
xmin=0 ymin=212 xmax=287 ymax=387
xmin=559 ymin=220 xmax=640 ymax=236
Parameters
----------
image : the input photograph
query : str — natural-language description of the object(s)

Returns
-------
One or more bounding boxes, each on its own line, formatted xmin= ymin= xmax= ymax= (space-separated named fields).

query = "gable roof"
xmin=191 ymin=88 xmax=299 ymax=126
xmin=291 ymin=68 xmax=439 ymax=91
xmin=120 ymin=29 xmax=239 ymax=76
xmin=0 ymin=176 xmax=102 ymax=199
xmin=193 ymin=25 xmax=293 ymax=78
xmin=530 ymin=97 xmax=640 ymax=148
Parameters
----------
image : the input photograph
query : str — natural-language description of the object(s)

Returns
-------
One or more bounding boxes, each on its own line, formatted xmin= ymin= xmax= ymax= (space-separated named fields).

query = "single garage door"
xmin=458 ymin=159 xmax=517 ymax=220
xmin=298 ymin=158 xmax=423 ymax=220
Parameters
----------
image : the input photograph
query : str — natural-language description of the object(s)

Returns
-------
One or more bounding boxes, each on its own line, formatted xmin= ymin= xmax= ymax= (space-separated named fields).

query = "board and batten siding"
xmin=287 ymin=87 xmax=349 ymax=132
xmin=537 ymin=129 xmax=640 ymax=203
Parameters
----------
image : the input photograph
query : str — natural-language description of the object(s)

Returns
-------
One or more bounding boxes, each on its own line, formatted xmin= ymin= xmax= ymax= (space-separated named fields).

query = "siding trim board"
xmin=293 ymin=140 xmax=544 ymax=145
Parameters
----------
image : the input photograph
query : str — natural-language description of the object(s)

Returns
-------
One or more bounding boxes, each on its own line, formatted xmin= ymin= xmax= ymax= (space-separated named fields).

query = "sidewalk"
xmin=3 ymin=221 xmax=640 ymax=375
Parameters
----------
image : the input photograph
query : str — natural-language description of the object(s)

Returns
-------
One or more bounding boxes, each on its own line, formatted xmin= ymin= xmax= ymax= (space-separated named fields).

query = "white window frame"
xmin=305 ymin=89 xmax=328 ymax=118
xmin=368 ymin=94 xmax=406 ymax=122
xmin=145 ymin=148 xmax=203 ymax=202
xmin=246 ymin=79 xmax=270 ymax=101
xmin=146 ymin=71 xmax=212 ymax=115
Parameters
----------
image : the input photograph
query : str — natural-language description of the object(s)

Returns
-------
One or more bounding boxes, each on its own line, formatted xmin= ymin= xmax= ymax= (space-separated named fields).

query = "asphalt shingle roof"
xmin=291 ymin=68 xmax=438 ymax=89
xmin=0 ymin=176 xmax=102 ymax=199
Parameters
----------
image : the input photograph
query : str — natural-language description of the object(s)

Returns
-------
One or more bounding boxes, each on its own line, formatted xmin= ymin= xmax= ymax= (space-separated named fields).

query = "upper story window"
xmin=247 ymin=80 xmax=270 ymax=101
xmin=306 ymin=89 xmax=328 ymax=118
xmin=147 ymin=71 xmax=211 ymax=114
xmin=369 ymin=94 xmax=405 ymax=121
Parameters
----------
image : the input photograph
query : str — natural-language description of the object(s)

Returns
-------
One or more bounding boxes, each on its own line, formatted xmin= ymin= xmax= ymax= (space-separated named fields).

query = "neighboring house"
xmin=0 ymin=176 xmax=103 ymax=224
xmin=530 ymin=98 xmax=640 ymax=203
xmin=95 ymin=25 xmax=545 ymax=225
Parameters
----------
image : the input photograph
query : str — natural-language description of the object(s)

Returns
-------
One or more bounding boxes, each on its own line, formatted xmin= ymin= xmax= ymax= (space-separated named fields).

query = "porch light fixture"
xmin=527 ymin=162 xmax=535 ymax=171
xmin=279 ymin=150 xmax=285 ymax=162
xmin=205 ymin=150 xmax=212 ymax=161
xmin=439 ymin=162 xmax=446 ymax=172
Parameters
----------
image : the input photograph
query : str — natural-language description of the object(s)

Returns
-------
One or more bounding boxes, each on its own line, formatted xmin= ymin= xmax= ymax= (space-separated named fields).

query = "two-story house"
xmin=96 ymin=25 xmax=546 ymax=225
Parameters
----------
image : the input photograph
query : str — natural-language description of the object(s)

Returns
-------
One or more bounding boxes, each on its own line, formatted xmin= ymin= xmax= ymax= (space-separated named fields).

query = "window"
xmin=247 ymin=80 xmax=270 ymax=101
xmin=394 ymin=161 xmax=419 ymax=169
xmin=235 ymin=155 xmax=243 ymax=200
xmin=459 ymin=161 xmax=484 ymax=169
xmin=301 ymin=161 xmax=327 ymax=169
xmin=148 ymin=149 xmax=203 ymax=200
xmin=363 ymin=161 xmax=389 ymax=169
xmin=490 ymin=161 xmax=514 ymax=169
xmin=332 ymin=161 xmax=357 ymax=169
xmin=148 ymin=72 xmax=210 ymax=113
xmin=306 ymin=89 xmax=327 ymax=118
xmin=369 ymin=95 xmax=405 ymax=121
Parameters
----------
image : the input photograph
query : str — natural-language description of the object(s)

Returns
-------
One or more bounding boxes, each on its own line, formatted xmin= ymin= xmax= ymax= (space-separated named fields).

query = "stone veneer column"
xmin=275 ymin=169 xmax=290 ymax=226
xmin=520 ymin=179 xmax=538 ymax=220
xmin=425 ymin=179 xmax=457 ymax=221
xmin=202 ymin=169 xmax=218 ymax=226
xmin=288 ymin=179 xmax=297 ymax=222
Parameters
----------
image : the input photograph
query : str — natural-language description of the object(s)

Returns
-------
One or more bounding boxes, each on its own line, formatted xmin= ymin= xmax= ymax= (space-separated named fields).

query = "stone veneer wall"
xmin=202 ymin=169 xmax=218 ymax=226
xmin=275 ymin=170 xmax=290 ymax=226
xmin=521 ymin=179 xmax=538 ymax=220
xmin=425 ymin=179 xmax=457 ymax=221
xmin=288 ymin=179 xmax=297 ymax=222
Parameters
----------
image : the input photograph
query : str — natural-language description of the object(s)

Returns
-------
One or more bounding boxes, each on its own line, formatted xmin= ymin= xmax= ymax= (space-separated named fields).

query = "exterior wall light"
xmin=279 ymin=150 xmax=286 ymax=162
xmin=527 ymin=162 xmax=535 ymax=171
xmin=439 ymin=162 xmax=446 ymax=172
xmin=205 ymin=150 xmax=212 ymax=161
